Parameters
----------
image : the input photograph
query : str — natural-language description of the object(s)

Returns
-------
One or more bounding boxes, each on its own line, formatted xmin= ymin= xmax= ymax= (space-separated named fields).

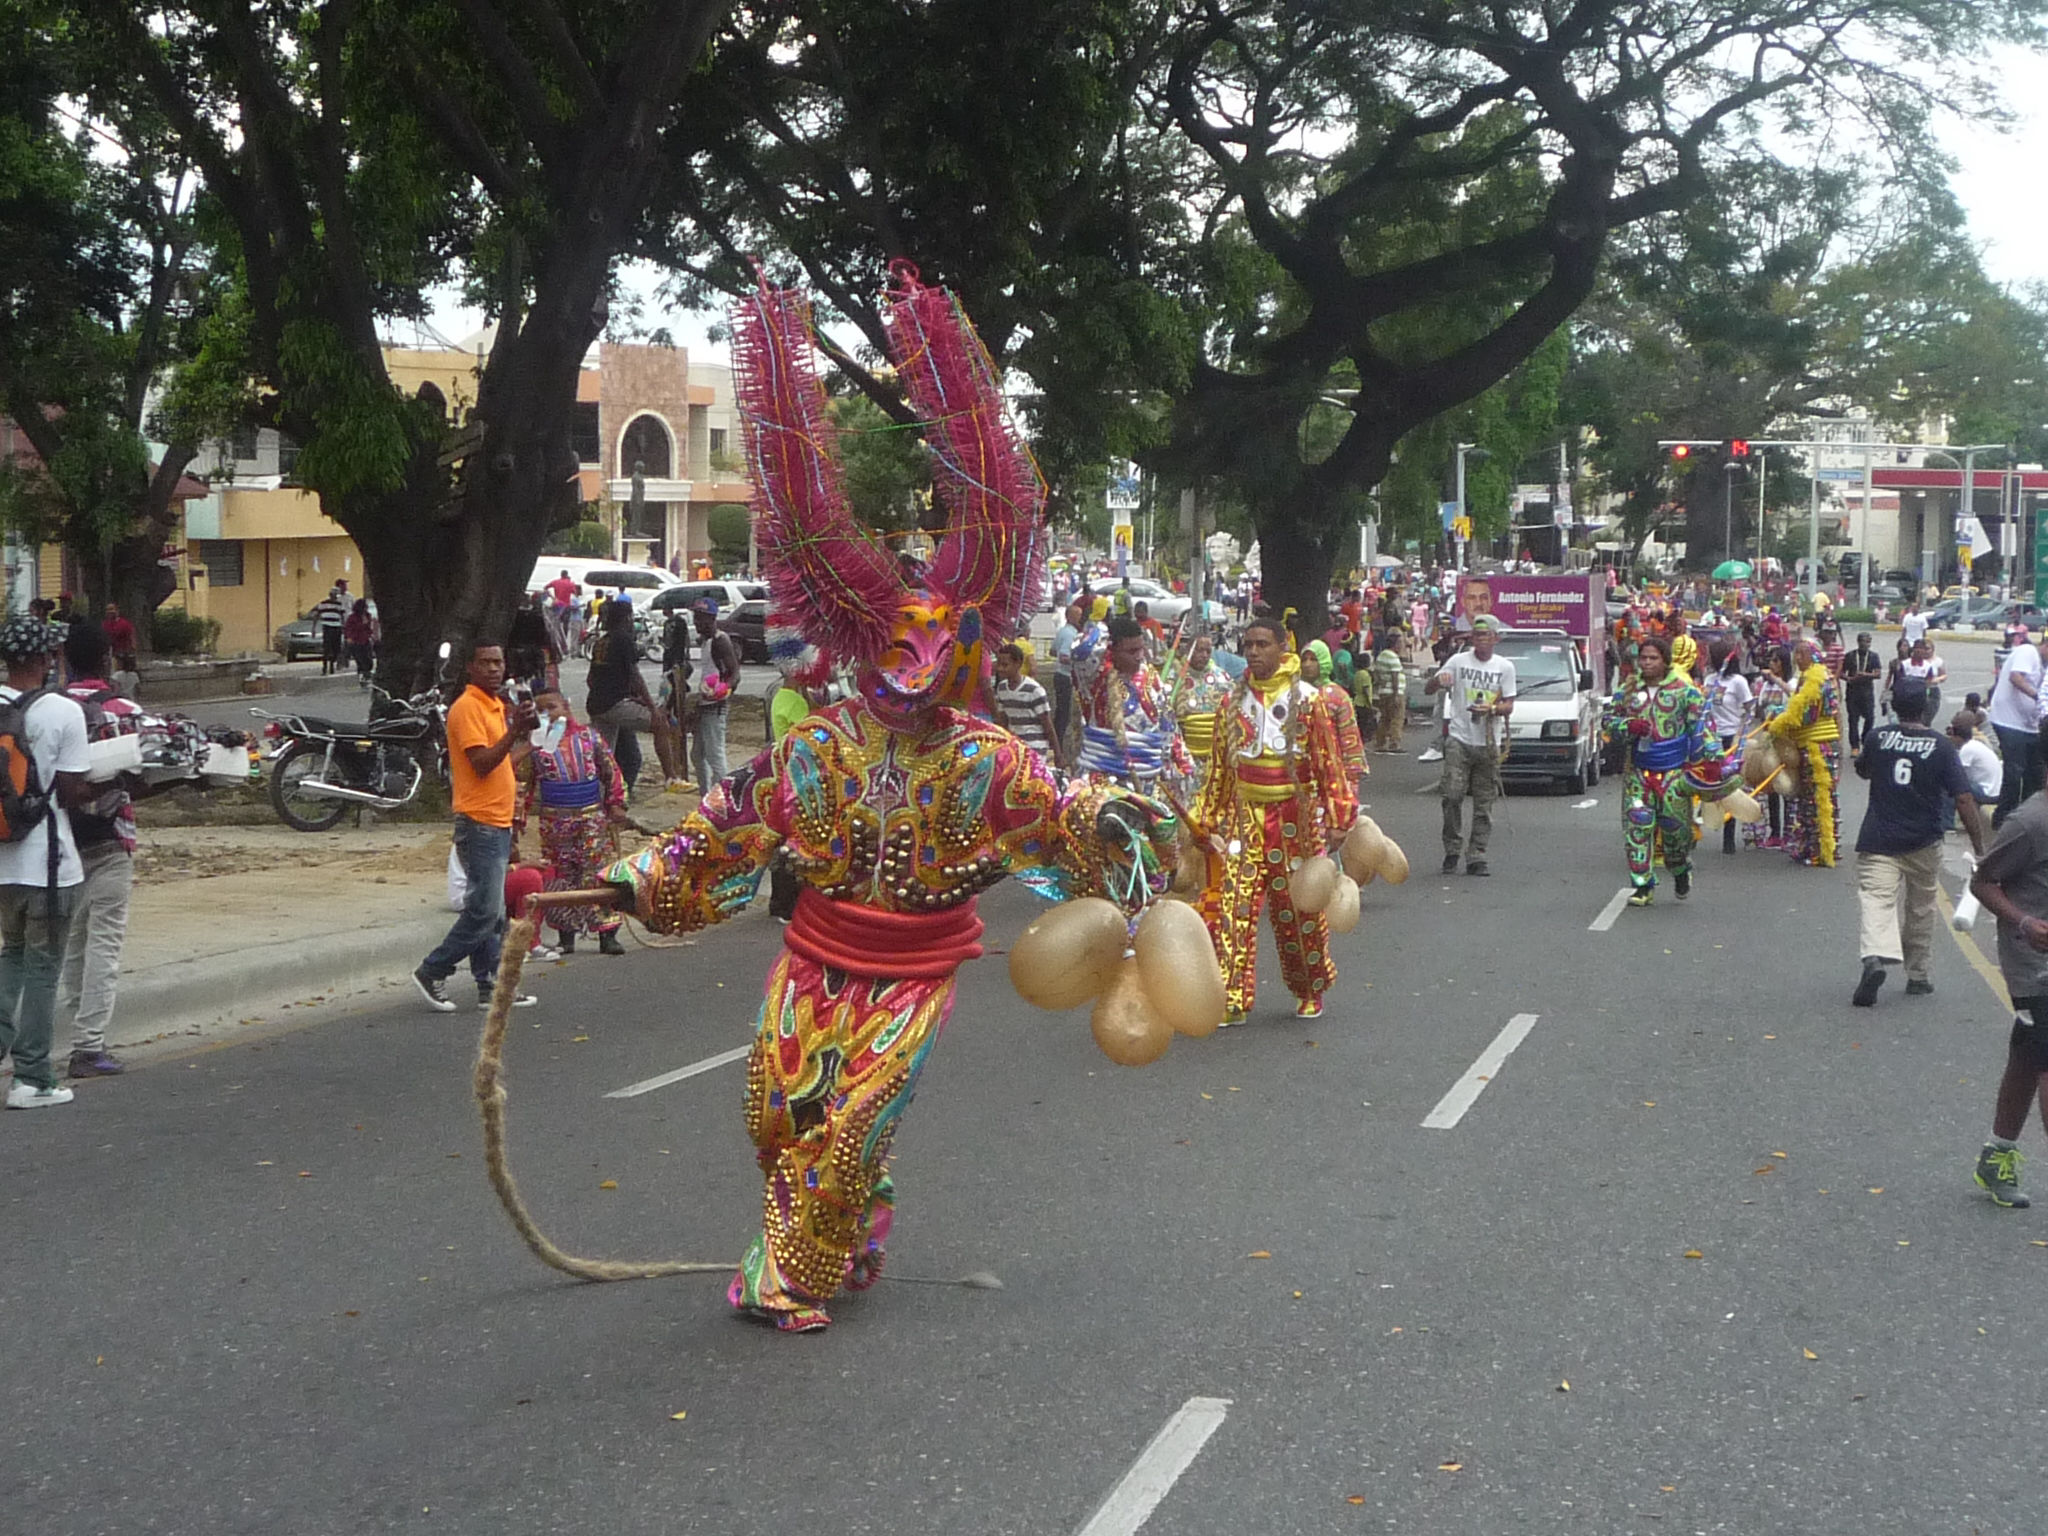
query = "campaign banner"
xmin=1456 ymin=572 xmax=1605 ymax=639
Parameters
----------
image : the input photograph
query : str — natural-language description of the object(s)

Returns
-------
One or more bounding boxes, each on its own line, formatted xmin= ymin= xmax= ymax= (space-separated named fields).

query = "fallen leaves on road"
xmin=296 ymin=1171 xmax=312 ymax=1178
xmin=1643 ymin=1101 xmax=1657 ymax=1108
xmin=1754 ymin=1166 xmax=1776 ymax=1176
xmin=1557 ymin=1380 xmax=1571 ymax=1392
xmin=1868 ymin=1187 xmax=1885 ymax=1194
xmin=1772 ymin=1151 xmax=1788 ymax=1159
xmin=1439 ymin=1461 xmax=1463 ymax=1473
xmin=1803 ymin=1348 xmax=1819 ymax=1360
xmin=1247 ymin=1250 xmax=1271 ymax=1259
xmin=1683 ymin=1249 xmax=1704 ymax=1259
xmin=599 ymin=1179 xmax=618 ymax=1190
xmin=1346 ymin=1495 xmax=1366 ymax=1505
xmin=670 ymin=1411 xmax=688 ymax=1421
xmin=1200 ymin=1092 xmax=1213 ymax=1100
xmin=2032 ymin=1240 xmax=2048 ymax=1248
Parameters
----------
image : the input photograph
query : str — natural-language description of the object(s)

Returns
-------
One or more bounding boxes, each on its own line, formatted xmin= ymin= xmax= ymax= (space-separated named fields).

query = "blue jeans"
xmin=0 ymin=883 xmax=78 ymax=1090
xmin=422 ymin=816 xmax=510 ymax=987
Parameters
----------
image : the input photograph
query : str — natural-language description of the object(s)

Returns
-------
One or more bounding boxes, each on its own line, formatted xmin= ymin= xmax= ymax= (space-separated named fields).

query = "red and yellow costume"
xmin=603 ymin=265 xmax=1171 ymax=1332
xmin=1192 ymin=657 xmax=1359 ymax=1017
xmin=1767 ymin=659 xmax=1841 ymax=866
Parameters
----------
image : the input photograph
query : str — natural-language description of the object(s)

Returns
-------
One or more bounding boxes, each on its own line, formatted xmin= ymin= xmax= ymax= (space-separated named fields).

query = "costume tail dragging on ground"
xmin=473 ymin=266 xmax=1211 ymax=1334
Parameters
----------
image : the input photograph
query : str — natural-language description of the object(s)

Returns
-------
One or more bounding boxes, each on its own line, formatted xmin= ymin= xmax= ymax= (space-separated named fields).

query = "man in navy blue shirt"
xmin=1852 ymin=680 xmax=1987 ymax=1005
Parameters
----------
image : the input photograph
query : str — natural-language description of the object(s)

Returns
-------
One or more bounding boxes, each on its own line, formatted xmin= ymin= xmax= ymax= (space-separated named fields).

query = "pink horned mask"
xmin=730 ymin=262 xmax=1043 ymax=727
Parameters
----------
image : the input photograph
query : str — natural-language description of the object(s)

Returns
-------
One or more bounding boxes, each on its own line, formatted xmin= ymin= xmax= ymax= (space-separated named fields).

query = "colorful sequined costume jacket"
xmin=605 ymin=697 xmax=1158 ymax=1326
xmin=1190 ymin=675 xmax=1360 ymax=1016
xmin=1073 ymin=652 xmax=1197 ymax=789
xmin=1603 ymin=676 xmax=1723 ymax=894
xmin=1766 ymin=661 xmax=1841 ymax=867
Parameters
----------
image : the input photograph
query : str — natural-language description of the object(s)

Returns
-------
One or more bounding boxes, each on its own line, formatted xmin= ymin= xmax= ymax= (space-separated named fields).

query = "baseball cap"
xmin=1470 ymin=614 xmax=1502 ymax=633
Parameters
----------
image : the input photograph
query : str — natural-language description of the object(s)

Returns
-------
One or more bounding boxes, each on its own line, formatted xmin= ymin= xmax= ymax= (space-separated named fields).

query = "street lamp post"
xmin=1723 ymin=460 xmax=1742 ymax=567
xmin=1925 ymin=443 xmax=2003 ymax=625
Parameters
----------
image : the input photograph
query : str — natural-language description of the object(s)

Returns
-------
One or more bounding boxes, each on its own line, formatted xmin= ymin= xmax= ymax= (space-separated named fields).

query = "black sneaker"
xmin=598 ymin=930 xmax=626 ymax=956
xmin=67 ymin=1049 xmax=124 ymax=1078
xmin=478 ymin=983 xmax=539 ymax=1011
xmin=1852 ymin=959 xmax=1887 ymax=1008
xmin=1441 ymin=854 xmax=1461 ymax=875
xmin=1975 ymin=1142 xmax=2030 ymax=1207
xmin=1465 ymin=860 xmax=1490 ymax=877
xmin=1905 ymin=978 xmax=1934 ymax=996
xmin=1673 ymin=868 xmax=1691 ymax=900
xmin=412 ymin=965 xmax=457 ymax=1014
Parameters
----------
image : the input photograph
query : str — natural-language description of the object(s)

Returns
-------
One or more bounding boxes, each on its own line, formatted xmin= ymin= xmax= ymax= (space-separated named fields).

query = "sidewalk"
xmin=114 ymin=826 xmax=452 ymax=1048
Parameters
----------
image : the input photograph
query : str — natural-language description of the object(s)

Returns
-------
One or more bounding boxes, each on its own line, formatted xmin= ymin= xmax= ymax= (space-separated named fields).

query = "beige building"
xmin=177 ymin=340 xmax=753 ymax=654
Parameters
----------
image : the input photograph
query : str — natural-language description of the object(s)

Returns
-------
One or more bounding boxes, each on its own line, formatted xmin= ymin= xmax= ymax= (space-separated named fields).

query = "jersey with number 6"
xmin=1853 ymin=721 xmax=1972 ymax=856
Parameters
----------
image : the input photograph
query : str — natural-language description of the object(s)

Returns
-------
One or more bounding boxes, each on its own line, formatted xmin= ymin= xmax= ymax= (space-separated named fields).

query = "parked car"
xmin=1865 ymin=581 xmax=1911 ymax=604
xmin=1085 ymin=576 xmax=1194 ymax=625
xmin=647 ymin=579 xmax=769 ymax=619
xmin=716 ymin=599 xmax=770 ymax=663
xmin=525 ymin=556 xmax=683 ymax=602
xmin=273 ymin=611 xmax=324 ymax=660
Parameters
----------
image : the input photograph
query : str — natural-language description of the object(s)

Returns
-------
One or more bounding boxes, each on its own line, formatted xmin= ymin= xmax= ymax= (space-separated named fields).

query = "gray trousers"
xmin=57 ymin=843 xmax=133 ymax=1056
xmin=1440 ymin=736 xmax=1502 ymax=859
xmin=0 ymin=883 xmax=79 ymax=1091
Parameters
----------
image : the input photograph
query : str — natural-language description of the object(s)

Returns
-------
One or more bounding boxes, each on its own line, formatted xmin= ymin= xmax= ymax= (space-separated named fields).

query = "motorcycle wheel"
xmin=269 ymin=741 xmax=351 ymax=832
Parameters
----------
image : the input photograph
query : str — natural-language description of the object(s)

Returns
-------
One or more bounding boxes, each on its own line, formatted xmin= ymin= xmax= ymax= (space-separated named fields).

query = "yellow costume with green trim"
xmin=1766 ymin=661 xmax=1840 ymax=867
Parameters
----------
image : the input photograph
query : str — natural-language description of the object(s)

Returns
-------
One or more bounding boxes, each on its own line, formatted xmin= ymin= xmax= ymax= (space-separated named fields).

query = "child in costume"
xmin=517 ymin=692 xmax=630 ymax=956
xmin=599 ymin=268 xmax=1174 ymax=1333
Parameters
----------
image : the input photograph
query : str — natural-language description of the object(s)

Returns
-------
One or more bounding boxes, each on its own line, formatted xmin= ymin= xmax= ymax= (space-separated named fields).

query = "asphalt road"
xmin=11 ymin=648 xmax=2046 ymax=1535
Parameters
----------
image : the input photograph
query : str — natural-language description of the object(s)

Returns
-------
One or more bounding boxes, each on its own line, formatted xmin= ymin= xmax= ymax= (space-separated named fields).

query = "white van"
xmin=526 ymin=556 xmax=683 ymax=602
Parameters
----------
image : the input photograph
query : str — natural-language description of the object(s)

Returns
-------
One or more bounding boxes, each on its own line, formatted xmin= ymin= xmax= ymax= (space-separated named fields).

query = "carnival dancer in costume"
xmin=516 ymin=692 xmax=633 ymax=957
xmin=598 ymin=267 xmax=1176 ymax=1334
xmin=1191 ymin=616 xmax=1360 ymax=1022
xmin=1303 ymin=639 xmax=1369 ymax=790
xmin=1168 ymin=631 xmax=1234 ymax=780
xmin=1604 ymin=635 xmax=1736 ymax=907
xmin=1074 ymin=615 xmax=1196 ymax=792
xmin=1768 ymin=637 xmax=1842 ymax=867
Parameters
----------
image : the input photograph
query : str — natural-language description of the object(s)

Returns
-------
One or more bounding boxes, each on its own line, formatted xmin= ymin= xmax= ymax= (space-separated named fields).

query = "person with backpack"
xmin=54 ymin=622 xmax=152 ymax=1079
xmin=0 ymin=615 xmax=93 ymax=1109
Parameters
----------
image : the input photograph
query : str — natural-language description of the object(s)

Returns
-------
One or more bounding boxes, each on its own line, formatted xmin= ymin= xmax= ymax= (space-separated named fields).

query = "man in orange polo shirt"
xmin=413 ymin=641 xmax=541 ymax=1012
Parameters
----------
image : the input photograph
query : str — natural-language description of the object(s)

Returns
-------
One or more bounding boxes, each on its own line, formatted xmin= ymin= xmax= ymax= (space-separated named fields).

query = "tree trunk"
xmin=1250 ymin=510 xmax=1339 ymax=641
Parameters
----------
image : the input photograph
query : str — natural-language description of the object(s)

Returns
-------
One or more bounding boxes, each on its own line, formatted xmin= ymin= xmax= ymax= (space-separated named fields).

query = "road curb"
xmin=112 ymin=912 xmax=452 ymax=1048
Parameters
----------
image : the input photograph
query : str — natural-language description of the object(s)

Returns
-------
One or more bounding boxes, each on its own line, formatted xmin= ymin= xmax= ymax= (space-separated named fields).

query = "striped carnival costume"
xmin=1190 ymin=646 xmax=1358 ymax=1021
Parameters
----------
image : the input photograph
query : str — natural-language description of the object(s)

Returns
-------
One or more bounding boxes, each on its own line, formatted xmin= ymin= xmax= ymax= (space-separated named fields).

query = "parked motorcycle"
xmin=254 ymin=647 xmax=453 ymax=831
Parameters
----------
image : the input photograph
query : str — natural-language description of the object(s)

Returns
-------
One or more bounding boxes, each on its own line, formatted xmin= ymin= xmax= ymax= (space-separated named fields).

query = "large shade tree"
xmin=69 ymin=0 xmax=728 ymax=689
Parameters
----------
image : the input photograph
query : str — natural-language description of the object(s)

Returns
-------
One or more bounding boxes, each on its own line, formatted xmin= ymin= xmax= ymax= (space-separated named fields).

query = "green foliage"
xmin=1835 ymin=607 xmax=1877 ymax=625
xmin=149 ymin=607 xmax=219 ymax=656
xmin=707 ymin=504 xmax=751 ymax=571
xmin=829 ymin=389 xmax=929 ymax=536
xmin=541 ymin=517 xmax=612 ymax=557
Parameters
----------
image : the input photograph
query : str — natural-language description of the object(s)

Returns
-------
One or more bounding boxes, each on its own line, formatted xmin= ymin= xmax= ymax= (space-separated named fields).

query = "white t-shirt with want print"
xmin=1441 ymin=651 xmax=1517 ymax=748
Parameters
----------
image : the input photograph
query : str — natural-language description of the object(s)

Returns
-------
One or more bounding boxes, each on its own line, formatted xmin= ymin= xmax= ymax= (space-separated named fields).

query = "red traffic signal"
xmin=1728 ymin=438 xmax=1751 ymax=458
xmin=1670 ymin=444 xmax=1692 ymax=460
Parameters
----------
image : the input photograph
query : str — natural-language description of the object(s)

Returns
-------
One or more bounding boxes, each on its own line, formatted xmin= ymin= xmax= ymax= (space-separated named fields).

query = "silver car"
xmin=1086 ymin=577 xmax=1194 ymax=626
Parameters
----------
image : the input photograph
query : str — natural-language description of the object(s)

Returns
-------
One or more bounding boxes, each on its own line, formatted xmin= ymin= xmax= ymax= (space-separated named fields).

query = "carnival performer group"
xmin=1190 ymin=617 xmax=1361 ymax=1020
xmin=1604 ymin=634 xmax=1739 ymax=906
xmin=595 ymin=267 xmax=1180 ymax=1333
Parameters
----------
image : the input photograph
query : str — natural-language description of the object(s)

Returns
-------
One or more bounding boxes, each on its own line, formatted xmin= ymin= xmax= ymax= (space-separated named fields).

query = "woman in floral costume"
xmin=1605 ymin=635 xmax=1736 ymax=907
xmin=600 ymin=269 xmax=1173 ymax=1333
xmin=517 ymin=691 xmax=630 ymax=956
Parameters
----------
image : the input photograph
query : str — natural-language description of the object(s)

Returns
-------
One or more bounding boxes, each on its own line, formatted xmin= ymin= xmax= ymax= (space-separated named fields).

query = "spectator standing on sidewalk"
xmin=342 ymin=599 xmax=379 ymax=689
xmin=1966 ymin=780 xmax=2048 ymax=1207
xmin=1052 ymin=603 xmax=1082 ymax=750
xmin=1425 ymin=614 xmax=1515 ymax=877
xmin=312 ymin=580 xmax=349 ymax=675
xmin=412 ymin=641 xmax=539 ymax=1014
xmin=54 ymin=622 xmax=152 ymax=1079
xmin=1989 ymin=630 xmax=2047 ymax=826
xmin=102 ymin=604 xmax=138 ymax=675
xmin=689 ymin=602 xmax=741 ymax=790
xmin=0 ymin=616 xmax=92 ymax=1108
xmin=1850 ymin=681 xmax=1986 ymax=1007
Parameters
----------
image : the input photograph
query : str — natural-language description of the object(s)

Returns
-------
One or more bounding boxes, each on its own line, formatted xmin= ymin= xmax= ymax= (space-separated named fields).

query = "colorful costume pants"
xmin=730 ymin=949 xmax=952 ymax=1320
xmin=1784 ymin=742 xmax=1841 ymax=867
xmin=537 ymin=807 xmax=623 ymax=936
xmin=1623 ymin=767 xmax=1695 ymax=889
xmin=1200 ymin=801 xmax=1335 ymax=1014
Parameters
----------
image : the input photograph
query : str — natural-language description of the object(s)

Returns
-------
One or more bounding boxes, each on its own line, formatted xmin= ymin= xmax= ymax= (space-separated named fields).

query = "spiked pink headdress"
xmin=730 ymin=262 xmax=1046 ymax=719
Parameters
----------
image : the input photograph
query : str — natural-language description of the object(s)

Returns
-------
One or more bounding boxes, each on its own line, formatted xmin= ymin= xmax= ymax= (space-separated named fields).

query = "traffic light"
xmin=1670 ymin=443 xmax=1692 ymax=462
xmin=1727 ymin=438 xmax=1751 ymax=459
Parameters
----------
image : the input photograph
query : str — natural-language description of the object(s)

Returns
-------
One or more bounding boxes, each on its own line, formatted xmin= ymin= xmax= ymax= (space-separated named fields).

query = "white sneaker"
xmin=1418 ymin=746 xmax=1444 ymax=762
xmin=478 ymin=988 xmax=539 ymax=1011
xmin=7 ymin=1080 xmax=75 ymax=1109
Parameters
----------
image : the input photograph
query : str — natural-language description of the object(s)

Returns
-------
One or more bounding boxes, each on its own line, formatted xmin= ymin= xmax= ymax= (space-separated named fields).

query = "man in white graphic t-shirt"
xmin=1424 ymin=614 xmax=1516 ymax=877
